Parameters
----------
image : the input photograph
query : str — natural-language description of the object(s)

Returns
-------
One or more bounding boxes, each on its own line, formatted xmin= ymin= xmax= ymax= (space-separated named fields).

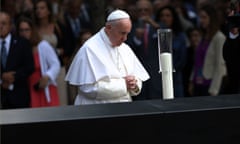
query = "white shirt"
xmin=229 ymin=32 xmax=239 ymax=39
xmin=65 ymin=28 xmax=150 ymax=105
xmin=0 ymin=33 xmax=11 ymax=56
xmin=0 ymin=34 xmax=14 ymax=90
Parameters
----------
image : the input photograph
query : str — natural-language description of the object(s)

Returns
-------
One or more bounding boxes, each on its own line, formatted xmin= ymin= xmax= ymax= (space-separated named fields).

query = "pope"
xmin=65 ymin=9 xmax=150 ymax=105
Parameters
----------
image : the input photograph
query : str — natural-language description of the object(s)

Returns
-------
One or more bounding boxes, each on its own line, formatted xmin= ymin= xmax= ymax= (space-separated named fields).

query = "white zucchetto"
xmin=107 ymin=9 xmax=130 ymax=22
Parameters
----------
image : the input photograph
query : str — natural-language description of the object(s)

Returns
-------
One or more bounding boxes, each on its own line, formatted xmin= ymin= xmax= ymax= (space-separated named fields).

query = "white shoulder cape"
xmin=65 ymin=28 xmax=150 ymax=85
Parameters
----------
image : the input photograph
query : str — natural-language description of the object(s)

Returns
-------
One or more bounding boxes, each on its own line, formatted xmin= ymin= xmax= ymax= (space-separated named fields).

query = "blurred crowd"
xmin=1 ymin=0 xmax=239 ymax=107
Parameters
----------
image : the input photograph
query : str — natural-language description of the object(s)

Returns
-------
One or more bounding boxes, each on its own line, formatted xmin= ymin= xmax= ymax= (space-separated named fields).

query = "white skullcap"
xmin=107 ymin=9 xmax=130 ymax=21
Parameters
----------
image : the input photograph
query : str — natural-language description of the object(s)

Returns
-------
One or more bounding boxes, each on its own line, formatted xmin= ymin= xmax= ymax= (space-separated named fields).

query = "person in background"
xmin=222 ymin=24 xmax=240 ymax=94
xmin=0 ymin=11 xmax=34 ymax=109
xmin=65 ymin=9 xmax=150 ymax=105
xmin=34 ymin=0 xmax=68 ymax=105
xmin=171 ymin=0 xmax=194 ymax=32
xmin=222 ymin=4 xmax=240 ymax=94
xmin=152 ymin=0 xmax=170 ymax=14
xmin=155 ymin=5 xmax=187 ymax=98
xmin=183 ymin=27 xmax=201 ymax=97
xmin=16 ymin=17 xmax=60 ymax=107
xmin=62 ymin=0 xmax=92 ymax=71
xmin=15 ymin=0 xmax=34 ymax=20
xmin=189 ymin=4 xmax=226 ymax=96
xmin=126 ymin=0 xmax=158 ymax=100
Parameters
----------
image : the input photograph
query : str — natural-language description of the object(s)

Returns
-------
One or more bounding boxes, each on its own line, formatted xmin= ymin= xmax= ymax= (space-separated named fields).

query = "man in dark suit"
xmin=63 ymin=0 xmax=92 ymax=62
xmin=0 ymin=11 xmax=34 ymax=109
xmin=126 ymin=0 xmax=161 ymax=100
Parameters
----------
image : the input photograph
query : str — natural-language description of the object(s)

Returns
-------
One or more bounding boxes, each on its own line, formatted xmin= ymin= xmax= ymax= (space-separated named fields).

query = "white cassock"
xmin=65 ymin=28 xmax=150 ymax=105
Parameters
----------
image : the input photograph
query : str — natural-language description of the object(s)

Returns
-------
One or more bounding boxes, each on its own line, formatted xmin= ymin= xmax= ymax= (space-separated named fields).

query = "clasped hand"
xmin=1 ymin=71 xmax=15 ymax=89
xmin=124 ymin=75 xmax=137 ymax=91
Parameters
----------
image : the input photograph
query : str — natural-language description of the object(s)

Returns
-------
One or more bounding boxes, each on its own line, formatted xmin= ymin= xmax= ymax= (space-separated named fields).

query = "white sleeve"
xmin=40 ymin=41 xmax=60 ymax=82
xmin=79 ymin=78 xmax=128 ymax=100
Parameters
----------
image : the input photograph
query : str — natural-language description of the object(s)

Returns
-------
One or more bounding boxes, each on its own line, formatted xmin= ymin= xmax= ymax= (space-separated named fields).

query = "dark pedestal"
xmin=1 ymin=94 xmax=240 ymax=144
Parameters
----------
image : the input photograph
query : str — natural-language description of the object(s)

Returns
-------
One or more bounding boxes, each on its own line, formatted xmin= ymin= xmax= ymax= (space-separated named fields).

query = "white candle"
xmin=160 ymin=53 xmax=174 ymax=99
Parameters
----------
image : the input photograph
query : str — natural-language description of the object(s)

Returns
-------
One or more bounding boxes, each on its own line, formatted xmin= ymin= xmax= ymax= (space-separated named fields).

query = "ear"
xmin=105 ymin=23 xmax=112 ymax=30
